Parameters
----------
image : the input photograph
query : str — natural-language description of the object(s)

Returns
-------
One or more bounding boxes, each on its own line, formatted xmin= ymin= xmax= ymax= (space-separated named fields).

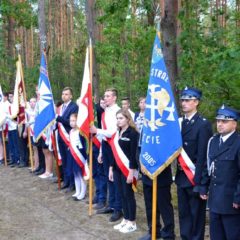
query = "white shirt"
xmin=128 ymin=109 xmax=135 ymax=121
xmin=25 ymin=107 xmax=37 ymax=135
xmin=184 ymin=111 xmax=197 ymax=121
xmin=60 ymin=101 xmax=71 ymax=116
xmin=221 ymin=131 xmax=235 ymax=143
xmin=4 ymin=101 xmax=18 ymax=131
xmin=97 ymin=103 xmax=120 ymax=139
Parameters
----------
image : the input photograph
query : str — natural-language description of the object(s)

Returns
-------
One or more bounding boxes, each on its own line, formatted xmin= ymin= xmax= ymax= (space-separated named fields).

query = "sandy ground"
xmin=0 ymin=166 xmax=209 ymax=240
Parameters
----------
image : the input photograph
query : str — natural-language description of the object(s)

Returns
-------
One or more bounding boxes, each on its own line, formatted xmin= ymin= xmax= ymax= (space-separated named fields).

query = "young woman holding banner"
xmin=109 ymin=109 xmax=139 ymax=233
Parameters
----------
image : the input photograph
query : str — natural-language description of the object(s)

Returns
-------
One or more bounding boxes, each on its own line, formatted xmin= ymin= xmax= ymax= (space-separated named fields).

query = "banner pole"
xmin=2 ymin=131 xmax=7 ymax=166
xmin=88 ymin=41 xmax=94 ymax=217
xmin=151 ymin=177 xmax=157 ymax=240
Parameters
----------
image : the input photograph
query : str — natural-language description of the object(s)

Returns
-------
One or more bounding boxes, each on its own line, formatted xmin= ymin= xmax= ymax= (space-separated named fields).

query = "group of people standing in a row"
xmin=0 ymin=86 xmax=239 ymax=240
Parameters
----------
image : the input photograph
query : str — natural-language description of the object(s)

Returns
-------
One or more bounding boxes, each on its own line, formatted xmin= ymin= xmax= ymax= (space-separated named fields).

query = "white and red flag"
xmin=77 ymin=47 xmax=94 ymax=150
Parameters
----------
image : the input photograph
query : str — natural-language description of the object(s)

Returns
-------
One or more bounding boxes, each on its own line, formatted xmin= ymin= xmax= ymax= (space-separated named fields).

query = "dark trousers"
xmin=210 ymin=211 xmax=240 ymax=240
xmin=58 ymin=139 xmax=74 ymax=187
xmin=19 ymin=136 xmax=29 ymax=166
xmin=177 ymin=186 xmax=206 ymax=240
xmin=143 ymin=183 xmax=175 ymax=239
xmin=102 ymin=141 xmax=121 ymax=211
xmin=8 ymin=129 xmax=20 ymax=164
xmin=114 ymin=169 xmax=136 ymax=221
xmin=37 ymin=146 xmax=45 ymax=170
xmin=92 ymin=145 xmax=106 ymax=203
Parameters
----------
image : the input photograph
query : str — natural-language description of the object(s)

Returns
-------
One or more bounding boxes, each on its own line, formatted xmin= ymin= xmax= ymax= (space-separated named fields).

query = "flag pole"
xmin=2 ymin=131 xmax=7 ymax=166
xmin=151 ymin=177 xmax=157 ymax=240
xmin=88 ymin=39 xmax=94 ymax=216
xmin=16 ymin=44 xmax=34 ymax=171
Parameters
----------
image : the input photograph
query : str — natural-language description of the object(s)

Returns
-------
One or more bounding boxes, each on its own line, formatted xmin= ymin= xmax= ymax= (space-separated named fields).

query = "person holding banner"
xmin=69 ymin=113 xmax=88 ymax=201
xmin=56 ymin=87 xmax=78 ymax=192
xmin=109 ymin=109 xmax=139 ymax=233
xmin=176 ymin=87 xmax=212 ymax=240
xmin=200 ymin=105 xmax=240 ymax=240
xmin=90 ymin=88 xmax=122 ymax=222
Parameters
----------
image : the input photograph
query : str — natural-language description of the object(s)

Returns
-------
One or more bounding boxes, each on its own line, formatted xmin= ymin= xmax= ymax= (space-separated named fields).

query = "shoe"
xmin=113 ymin=219 xmax=127 ymax=230
xmin=94 ymin=202 xmax=106 ymax=210
xmin=35 ymin=168 xmax=45 ymax=175
xmin=39 ymin=172 xmax=53 ymax=179
xmin=18 ymin=163 xmax=27 ymax=168
xmin=74 ymin=195 xmax=86 ymax=201
xmin=138 ymin=233 xmax=161 ymax=240
xmin=61 ymin=184 xmax=69 ymax=190
xmin=8 ymin=161 xmax=15 ymax=166
xmin=109 ymin=210 xmax=123 ymax=222
xmin=10 ymin=163 xmax=16 ymax=168
xmin=65 ymin=185 xmax=75 ymax=193
xmin=97 ymin=206 xmax=114 ymax=214
xmin=32 ymin=167 xmax=41 ymax=173
xmin=119 ymin=222 xmax=137 ymax=233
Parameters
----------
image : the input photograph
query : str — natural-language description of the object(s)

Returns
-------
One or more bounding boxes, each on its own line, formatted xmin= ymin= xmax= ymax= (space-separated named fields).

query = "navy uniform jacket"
xmin=175 ymin=112 xmax=212 ymax=188
xmin=56 ymin=101 xmax=78 ymax=134
xmin=200 ymin=132 xmax=240 ymax=215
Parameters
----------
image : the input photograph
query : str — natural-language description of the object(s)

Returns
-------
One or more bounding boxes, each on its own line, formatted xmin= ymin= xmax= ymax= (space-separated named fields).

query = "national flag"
xmin=77 ymin=47 xmax=94 ymax=151
xmin=140 ymin=33 xmax=182 ymax=179
xmin=33 ymin=52 xmax=55 ymax=141
xmin=11 ymin=56 xmax=26 ymax=124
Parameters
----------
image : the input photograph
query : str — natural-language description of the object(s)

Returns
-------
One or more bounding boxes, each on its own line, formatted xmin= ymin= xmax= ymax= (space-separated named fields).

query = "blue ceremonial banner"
xmin=140 ymin=33 xmax=182 ymax=179
xmin=34 ymin=52 xmax=55 ymax=141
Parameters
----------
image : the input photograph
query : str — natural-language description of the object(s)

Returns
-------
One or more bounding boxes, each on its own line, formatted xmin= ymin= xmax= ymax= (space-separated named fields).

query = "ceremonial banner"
xmin=140 ymin=34 xmax=182 ymax=179
xmin=33 ymin=52 xmax=55 ymax=141
xmin=77 ymin=47 xmax=94 ymax=151
xmin=11 ymin=57 xmax=26 ymax=124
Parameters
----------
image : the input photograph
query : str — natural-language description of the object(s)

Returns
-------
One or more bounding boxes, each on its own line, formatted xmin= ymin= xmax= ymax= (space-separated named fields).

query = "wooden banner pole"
xmin=151 ymin=177 xmax=157 ymax=240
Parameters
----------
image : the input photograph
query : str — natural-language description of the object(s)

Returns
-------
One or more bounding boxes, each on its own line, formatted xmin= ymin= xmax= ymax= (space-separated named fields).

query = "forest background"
xmin=0 ymin=0 xmax=240 ymax=121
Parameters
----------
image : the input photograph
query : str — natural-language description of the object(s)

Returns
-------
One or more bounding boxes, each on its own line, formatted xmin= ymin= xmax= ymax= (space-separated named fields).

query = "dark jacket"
xmin=56 ymin=101 xmax=78 ymax=133
xmin=111 ymin=126 xmax=139 ymax=172
xmin=200 ymin=131 xmax=240 ymax=215
xmin=175 ymin=112 xmax=212 ymax=188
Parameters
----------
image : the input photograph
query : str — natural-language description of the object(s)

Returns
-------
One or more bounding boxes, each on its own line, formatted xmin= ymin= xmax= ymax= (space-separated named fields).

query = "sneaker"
xmin=39 ymin=172 xmax=53 ymax=179
xmin=113 ymin=219 xmax=127 ymax=230
xmin=119 ymin=222 xmax=137 ymax=233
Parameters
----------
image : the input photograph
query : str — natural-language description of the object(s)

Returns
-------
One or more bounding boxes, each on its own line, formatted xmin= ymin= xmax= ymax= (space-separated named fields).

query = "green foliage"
xmin=177 ymin=0 xmax=240 ymax=120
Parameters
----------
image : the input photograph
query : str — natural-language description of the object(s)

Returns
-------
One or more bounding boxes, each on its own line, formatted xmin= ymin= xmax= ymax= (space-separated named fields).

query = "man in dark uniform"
xmin=175 ymin=87 xmax=212 ymax=240
xmin=139 ymin=166 xmax=175 ymax=240
xmin=56 ymin=87 xmax=78 ymax=191
xmin=200 ymin=105 xmax=240 ymax=240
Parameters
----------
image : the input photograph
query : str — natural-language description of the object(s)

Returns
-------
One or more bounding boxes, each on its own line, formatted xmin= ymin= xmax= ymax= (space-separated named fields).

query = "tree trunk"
xmin=160 ymin=0 xmax=178 ymax=96
xmin=86 ymin=0 xmax=99 ymax=101
xmin=38 ymin=0 xmax=46 ymax=52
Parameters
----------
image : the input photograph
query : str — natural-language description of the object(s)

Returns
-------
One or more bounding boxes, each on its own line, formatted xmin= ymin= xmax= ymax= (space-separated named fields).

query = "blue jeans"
xmin=8 ymin=129 xmax=20 ymax=164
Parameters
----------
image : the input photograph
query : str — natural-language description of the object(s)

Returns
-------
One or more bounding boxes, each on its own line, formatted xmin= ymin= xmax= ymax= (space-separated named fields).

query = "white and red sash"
xmin=57 ymin=106 xmax=70 ymax=147
xmin=102 ymin=112 xmax=138 ymax=191
xmin=110 ymin=132 xmax=138 ymax=190
xmin=51 ymin=130 xmax=62 ymax=166
xmin=69 ymin=130 xmax=89 ymax=180
xmin=178 ymin=117 xmax=196 ymax=186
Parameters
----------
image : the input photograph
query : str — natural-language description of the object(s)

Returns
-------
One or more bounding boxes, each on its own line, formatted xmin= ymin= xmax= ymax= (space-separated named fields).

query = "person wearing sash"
xmin=200 ymin=105 xmax=240 ymax=240
xmin=69 ymin=113 xmax=88 ymax=201
xmin=90 ymin=88 xmax=122 ymax=222
xmin=109 ymin=109 xmax=139 ymax=233
xmin=5 ymin=92 xmax=20 ymax=167
xmin=175 ymin=87 xmax=212 ymax=240
xmin=56 ymin=87 xmax=78 ymax=191
xmin=121 ymin=97 xmax=135 ymax=120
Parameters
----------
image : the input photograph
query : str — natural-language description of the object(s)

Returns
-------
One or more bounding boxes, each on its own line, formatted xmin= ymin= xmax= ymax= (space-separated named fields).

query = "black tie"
xmin=219 ymin=137 xmax=223 ymax=148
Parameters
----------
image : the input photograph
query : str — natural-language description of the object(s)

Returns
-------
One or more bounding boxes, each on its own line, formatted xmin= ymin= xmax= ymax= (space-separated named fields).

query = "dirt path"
xmin=0 ymin=166 xmax=209 ymax=240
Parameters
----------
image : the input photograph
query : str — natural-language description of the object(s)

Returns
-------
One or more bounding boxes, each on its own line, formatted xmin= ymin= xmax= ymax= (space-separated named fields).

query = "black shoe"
xmin=94 ymin=202 xmax=106 ymax=210
xmin=18 ymin=163 xmax=27 ymax=168
xmin=35 ymin=168 xmax=45 ymax=175
xmin=10 ymin=164 xmax=16 ymax=168
xmin=32 ymin=166 xmax=41 ymax=173
xmin=138 ymin=233 xmax=161 ymax=240
xmin=8 ymin=161 xmax=15 ymax=166
xmin=96 ymin=206 xmax=114 ymax=214
xmin=109 ymin=210 xmax=123 ymax=222
xmin=61 ymin=184 xmax=69 ymax=190
xmin=65 ymin=185 xmax=75 ymax=193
